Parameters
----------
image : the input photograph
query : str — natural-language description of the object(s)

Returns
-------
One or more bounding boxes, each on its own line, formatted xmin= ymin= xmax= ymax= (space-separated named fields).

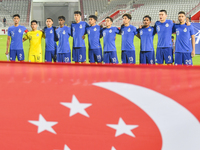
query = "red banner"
xmin=0 ymin=62 xmax=200 ymax=150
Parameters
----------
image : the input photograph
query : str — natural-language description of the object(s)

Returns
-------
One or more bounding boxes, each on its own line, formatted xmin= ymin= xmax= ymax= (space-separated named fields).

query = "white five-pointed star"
xmin=64 ymin=144 xmax=70 ymax=150
xmin=28 ymin=114 xmax=58 ymax=134
xmin=60 ymin=95 xmax=92 ymax=117
xmin=107 ymin=118 xmax=139 ymax=137
xmin=111 ymin=146 xmax=116 ymax=150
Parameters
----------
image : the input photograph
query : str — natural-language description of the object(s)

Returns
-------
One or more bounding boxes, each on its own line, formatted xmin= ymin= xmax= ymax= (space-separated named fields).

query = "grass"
xmin=0 ymin=34 xmax=200 ymax=65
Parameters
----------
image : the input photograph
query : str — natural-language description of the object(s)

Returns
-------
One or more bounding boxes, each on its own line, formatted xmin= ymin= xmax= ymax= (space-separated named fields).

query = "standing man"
xmin=71 ymin=11 xmax=89 ymax=63
xmin=43 ymin=18 xmax=58 ymax=62
xmin=120 ymin=14 xmax=138 ymax=64
xmin=86 ymin=15 xmax=102 ymax=63
xmin=84 ymin=13 xmax=87 ymax=21
xmin=3 ymin=17 xmax=6 ymax=27
xmin=56 ymin=16 xmax=71 ymax=63
xmin=23 ymin=20 xmax=44 ymax=63
xmin=173 ymin=11 xmax=195 ymax=65
xmin=6 ymin=14 xmax=28 ymax=61
xmin=95 ymin=10 xmax=98 ymax=17
xmin=137 ymin=15 xmax=156 ymax=64
xmin=154 ymin=10 xmax=174 ymax=64
xmin=101 ymin=17 xmax=120 ymax=64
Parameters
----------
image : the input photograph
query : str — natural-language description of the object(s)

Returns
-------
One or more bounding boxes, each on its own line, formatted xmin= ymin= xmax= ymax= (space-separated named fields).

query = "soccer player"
xmin=86 ymin=15 xmax=102 ymax=63
xmin=71 ymin=11 xmax=89 ymax=63
xmin=23 ymin=20 xmax=44 ymax=63
xmin=137 ymin=15 xmax=155 ymax=64
xmin=154 ymin=10 xmax=174 ymax=64
xmin=43 ymin=18 xmax=58 ymax=62
xmin=6 ymin=14 xmax=28 ymax=61
xmin=101 ymin=17 xmax=120 ymax=64
xmin=56 ymin=16 xmax=71 ymax=63
xmin=173 ymin=11 xmax=195 ymax=65
xmin=120 ymin=14 xmax=137 ymax=64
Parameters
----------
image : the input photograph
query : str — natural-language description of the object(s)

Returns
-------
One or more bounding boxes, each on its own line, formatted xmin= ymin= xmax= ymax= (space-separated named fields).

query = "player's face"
xmin=105 ymin=19 xmax=112 ymax=27
xmin=46 ymin=19 xmax=53 ymax=28
xmin=74 ymin=14 xmax=81 ymax=22
xmin=186 ymin=18 xmax=190 ymax=23
xmin=58 ymin=19 xmax=65 ymax=26
xmin=123 ymin=16 xmax=130 ymax=25
xmin=89 ymin=18 xmax=96 ymax=26
xmin=178 ymin=14 xmax=186 ymax=23
xmin=31 ymin=22 xmax=38 ymax=30
xmin=159 ymin=12 xmax=167 ymax=22
xmin=143 ymin=17 xmax=151 ymax=27
xmin=13 ymin=16 xmax=20 ymax=24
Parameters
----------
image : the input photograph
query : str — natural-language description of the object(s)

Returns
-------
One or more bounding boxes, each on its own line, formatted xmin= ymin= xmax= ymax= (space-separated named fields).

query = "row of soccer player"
xmin=6 ymin=10 xmax=195 ymax=65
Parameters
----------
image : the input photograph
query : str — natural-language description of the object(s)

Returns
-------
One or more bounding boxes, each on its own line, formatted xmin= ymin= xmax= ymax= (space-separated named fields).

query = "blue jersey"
xmin=121 ymin=25 xmax=137 ymax=51
xmin=8 ymin=25 xmax=27 ymax=50
xmin=44 ymin=26 xmax=56 ymax=51
xmin=56 ymin=26 xmax=71 ymax=53
xmin=71 ymin=21 xmax=89 ymax=48
xmin=174 ymin=24 xmax=194 ymax=53
xmin=101 ymin=27 xmax=120 ymax=51
xmin=86 ymin=25 xmax=101 ymax=49
xmin=154 ymin=20 xmax=174 ymax=48
xmin=138 ymin=26 xmax=155 ymax=51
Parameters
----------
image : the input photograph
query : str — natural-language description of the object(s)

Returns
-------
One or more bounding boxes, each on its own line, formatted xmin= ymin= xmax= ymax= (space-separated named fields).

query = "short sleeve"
xmin=153 ymin=22 xmax=157 ymax=34
xmin=71 ymin=24 xmax=74 ymax=37
xmin=68 ymin=27 xmax=71 ymax=36
xmin=115 ymin=27 xmax=120 ymax=34
xmin=7 ymin=28 xmax=11 ymax=36
xmin=190 ymin=25 xmax=195 ymax=36
xmin=23 ymin=33 xmax=29 ymax=40
xmin=133 ymin=27 xmax=138 ymax=35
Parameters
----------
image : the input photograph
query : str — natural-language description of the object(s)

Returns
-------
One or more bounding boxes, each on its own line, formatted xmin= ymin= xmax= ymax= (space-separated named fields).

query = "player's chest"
xmin=103 ymin=29 xmax=114 ymax=37
xmin=87 ymin=27 xmax=99 ymax=35
xmin=11 ymin=28 xmax=23 ymax=36
xmin=140 ymin=28 xmax=152 ymax=36
xmin=176 ymin=27 xmax=189 ymax=36
xmin=73 ymin=24 xmax=85 ymax=32
xmin=157 ymin=23 xmax=171 ymax=32
xmin=121 ymin=28 xmax=132 ymax=36
xmin=45 ymin=29 xmax=54 ymax=36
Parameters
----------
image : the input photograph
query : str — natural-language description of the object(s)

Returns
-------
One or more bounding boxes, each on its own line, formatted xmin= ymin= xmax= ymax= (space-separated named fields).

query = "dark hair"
xmin=178 ymin=11 xmax=185 ymax=15
xmin=105 ymin=16 xmax=113 ymax=22
xmin=171 ymin=36 xmax=174 ymax=39
xmin=58 ymin=16 xmax=65 ymax=21
xmin=143 ymin=15 xmax=151 ymax=21
xmin=159 ymin=10 xmax=167 ymax=15
xmin=47 ymin=18 xmax=53 ymax=21
xmin=122 ymin=14 xmax=132 ymax=20
xmin=31 ymin=20 xmax=38 ymax=24
xmin=13 ymin=14 xmax=20 ymax=18
xmin=74 ymin=11 xmax=82 ymax=16
xmin=89 ymin=15 xmax=97 ymax=21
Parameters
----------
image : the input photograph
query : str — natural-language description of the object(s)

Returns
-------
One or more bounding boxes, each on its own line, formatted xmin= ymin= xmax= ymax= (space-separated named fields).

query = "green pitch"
xmin=0 ymin=34 xmax=199 ymax=65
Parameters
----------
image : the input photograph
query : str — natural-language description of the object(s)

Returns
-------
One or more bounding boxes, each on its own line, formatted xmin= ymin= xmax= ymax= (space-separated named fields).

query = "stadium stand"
xmin=0 ymin=0 xmax=32 ymax=27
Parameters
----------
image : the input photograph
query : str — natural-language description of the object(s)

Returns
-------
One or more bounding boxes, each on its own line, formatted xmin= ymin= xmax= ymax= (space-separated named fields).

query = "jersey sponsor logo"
xmin=50 ymin=30 xmax=53 ymax=34
xmin=36 ymin=33 xmax=39 ymax=37
xmin=18 ymin=29 xmax=21 ymax=33
xmin=63 ymin=30 xmax=66 ymax=35
xmin=128 ymin=28 xmax=131 ymax=32
xmin=140 ymin=30 xmax=143 ymax=35
xmin=157 ymin=26 xmax=160 ymax=32
xmin=94 ymin=28 xmax=97 ymax=31
xmin=148 ymin=28 xmax=151 ymax=32
xmin=109 ymin=29 xmax=112 ymax=33
xmin=80 ymin=24 xmax=83 ymax=29
xmin=165 ymin=23 xmax=169 ymax=27
xmin=87 ymin=30 xmax=90 ymax=35
xmin=184 ymin=28 xmax=187 ymax=32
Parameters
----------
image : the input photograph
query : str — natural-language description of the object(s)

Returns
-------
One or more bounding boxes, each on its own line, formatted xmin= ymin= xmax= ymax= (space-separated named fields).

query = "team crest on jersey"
xmin=128 ymin=28 xmax=131 ymax=32
xmin=94 ymin=28 xmax=97 ymax=31
xmin=157 ymin=26 xmax=160 ymax=32
xmin=148 ymin=28 xmax=151 ymax=32
xmin=18 ymin=29 xmax=21 ymax=33
xmin=165 ymin=23 xmax=169 ymax=27
xmin=87 ymin=30 xmax=90 ymax=35
xmin=50 ymin=30 xmax=53 ymax=34
xmin=184 ymin=28 xmax=187 ymax=32
xmin=80 ymin=24 xmax=83 ymax=29
xmin=36 ymin=33 xmax=39 ymax=37
xmin=109 ymin=29 xmax=112 ymax=33
xmin=140 ymin=30 xmax=143 ymax=35
xmin=63 ymin=30 xmax=66 ymax=35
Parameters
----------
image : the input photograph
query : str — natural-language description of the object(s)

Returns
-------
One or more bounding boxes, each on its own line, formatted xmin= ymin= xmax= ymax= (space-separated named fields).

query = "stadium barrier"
xmin=0 ymin=27 xmax=8 ymax=35
xmin=0 ymin=61 xmax=200 ymax=150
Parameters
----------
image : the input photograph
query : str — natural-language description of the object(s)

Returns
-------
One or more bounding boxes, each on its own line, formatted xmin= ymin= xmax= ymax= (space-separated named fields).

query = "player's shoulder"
xmin=8 ymin=25 xmax=14 ymax=29
xmin=166 ymin=20 xmax=173 ymax=24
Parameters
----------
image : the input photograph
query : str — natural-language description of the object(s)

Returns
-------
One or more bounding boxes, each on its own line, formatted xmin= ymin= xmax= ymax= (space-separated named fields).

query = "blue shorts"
xmin=121 ymin=50 xmax=135 ymax=64
xmin=156 ymin=47 xmax=173 ymax=64
xmin=89 ymin=48 xmax=102 ymax=63
xmin=10 ymin=50 xmax=24 ymax=61
xmin=57 ymin=53 xmax=71 ymax=63
xmin=104 ymin=51 xmax=118 ymax=64
xmin=72 ymin=47 xmax=86 ymax=62
xmin=45 ymin=51 xmax=56 ymax=62
xmin=140 ymin=51 xmax=155 ymax=64
xmin=175 ymin=52 xmax=193 ymax=65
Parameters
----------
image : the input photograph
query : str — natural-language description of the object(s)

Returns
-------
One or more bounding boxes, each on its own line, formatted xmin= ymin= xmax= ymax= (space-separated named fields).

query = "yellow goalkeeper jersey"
xmin=24 ymin=30 xmax=44 ymax=55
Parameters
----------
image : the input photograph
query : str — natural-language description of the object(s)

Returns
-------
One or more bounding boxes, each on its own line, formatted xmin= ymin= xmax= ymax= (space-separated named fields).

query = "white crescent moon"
xmin=93 ymin=82 xmax=200 ymax=150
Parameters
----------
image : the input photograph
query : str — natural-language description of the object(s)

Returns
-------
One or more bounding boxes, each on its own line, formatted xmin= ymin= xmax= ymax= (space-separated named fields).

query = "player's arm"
xmin=136 ymin=28 xmax=141 ymax=39
xmin=23 ymin=34 xmax=28 ymax=42
xmin=191 ymin=35 xmax=195 ymax=57
xmin=5 ymin=36 xmax=11 ymax=55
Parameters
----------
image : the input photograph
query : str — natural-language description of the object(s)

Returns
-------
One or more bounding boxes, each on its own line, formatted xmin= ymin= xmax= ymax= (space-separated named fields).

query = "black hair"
xmin=31 ymin=20 xmax=38 ymax=24
xmin=171 ymin=36 xmax=174 ymax=39
xmin=58 ymin=16 xmax=65 ymax=21
xmin=13 ymin=14 xmax=20 ymax=18
xmin=89 ymin=15 xmax=97 ymax=21
xmin=178 ymin=11 xmax=186 ymax=15
xmin=143 ymin=15 xmax=151 ymax=21
xmin=74 ymin=11 xmax=82 ymax=16
xmin=47 ymin=18 xmax=53 ymax=21
xmin=122 ymin=14 xmax=132 ymax=20
xmin=105 ymin=16 xmax=113 ymax=22
xmin=159 ymin=10 xmax=167 ymax=15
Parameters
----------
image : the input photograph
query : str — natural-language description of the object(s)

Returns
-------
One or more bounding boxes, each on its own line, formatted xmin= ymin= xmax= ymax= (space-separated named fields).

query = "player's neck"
xmin=160 ymin=19 xmax=166 ymax=23
xmin=106 ymin=25 xmax=112 ymax=28
xmin=145 ymin=25 xmax=150 ymax=28
xmin=180 ymin=21 xmax=185 ymax=25
xmin=76 ymin=20 xmax=81 ymax=24
xmin=60 ymin=25 xmax=65 ymax=28
xmin=14 ymin=23 xmax=19 ymax=27
xmin=124 ymin=23 xmax=130 ymax=27
xmin=47 ymin=26 xmax=52 ymax=28
xmin=91 ymin=24 xmax=96 ymax=26
xmin=32 ymin=29 xmax=37 ymax=31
